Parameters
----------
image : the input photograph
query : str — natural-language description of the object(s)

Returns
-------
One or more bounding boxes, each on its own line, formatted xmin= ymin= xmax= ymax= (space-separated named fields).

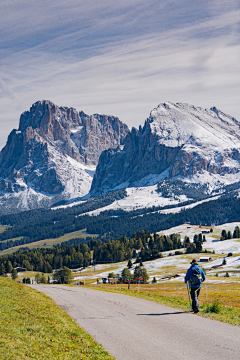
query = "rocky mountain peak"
xmin=91 ymin=102 xmax=240 ymax=196
xmin=0 ymin=100 xmax=129 ymax=214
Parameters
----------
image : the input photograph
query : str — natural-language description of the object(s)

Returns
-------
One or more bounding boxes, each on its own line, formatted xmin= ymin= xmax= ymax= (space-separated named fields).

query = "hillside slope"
xmin=0 ymin=277 xmax=114 ymax=359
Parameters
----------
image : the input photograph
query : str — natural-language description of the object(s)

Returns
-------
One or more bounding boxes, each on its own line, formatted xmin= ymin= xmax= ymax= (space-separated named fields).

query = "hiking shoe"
xmin=194 ymin=310 xmax=199 ymax=313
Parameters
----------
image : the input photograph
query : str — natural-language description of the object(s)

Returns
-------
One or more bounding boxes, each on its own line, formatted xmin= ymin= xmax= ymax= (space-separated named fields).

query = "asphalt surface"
xmin=31 ymin=285 xmax=240 ymax=360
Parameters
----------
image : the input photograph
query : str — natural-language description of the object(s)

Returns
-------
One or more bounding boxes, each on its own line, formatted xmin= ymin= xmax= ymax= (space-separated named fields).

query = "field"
xmin=0 ymin=277 xmax=114 ymax=360
xmin=0 ymin=229 xmax=98 ymax=255
xmin=0 ymin=225 xmax=8 ymax=233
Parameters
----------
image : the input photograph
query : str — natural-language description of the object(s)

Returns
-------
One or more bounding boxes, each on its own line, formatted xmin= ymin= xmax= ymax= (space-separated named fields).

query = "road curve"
xmin=31 ymin=285 xmax=240 ymax=360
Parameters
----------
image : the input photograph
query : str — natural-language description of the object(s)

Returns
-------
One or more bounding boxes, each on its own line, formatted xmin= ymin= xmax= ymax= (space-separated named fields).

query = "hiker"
xmin=185 ymin=259 xmax=206 ymax=313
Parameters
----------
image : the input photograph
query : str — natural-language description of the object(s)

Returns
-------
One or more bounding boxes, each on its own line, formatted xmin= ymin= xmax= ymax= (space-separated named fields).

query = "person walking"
xmin=185 ymin=259 xmax=206 ymax=313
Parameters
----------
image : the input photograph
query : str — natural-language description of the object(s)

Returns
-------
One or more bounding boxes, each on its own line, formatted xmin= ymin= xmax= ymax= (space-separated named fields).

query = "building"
xmin=199 ymin=257 xmax=211 ymax=262
xmin=14 ymin=267 xmax=27 ymax=272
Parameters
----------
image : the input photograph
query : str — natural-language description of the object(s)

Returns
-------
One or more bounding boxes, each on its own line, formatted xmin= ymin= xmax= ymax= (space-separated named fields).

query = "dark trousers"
xmin=190 ymin=288 xmax=200 ymax=312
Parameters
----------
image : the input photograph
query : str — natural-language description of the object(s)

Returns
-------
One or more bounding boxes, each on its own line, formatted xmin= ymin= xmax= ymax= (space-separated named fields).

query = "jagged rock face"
xmin=91 ymin=102 xmax=240 ymax=195
xmin=17 ymin=100 xmax=128 ymax=165
xmin=0 ymin=100 xmax=129 ymax=213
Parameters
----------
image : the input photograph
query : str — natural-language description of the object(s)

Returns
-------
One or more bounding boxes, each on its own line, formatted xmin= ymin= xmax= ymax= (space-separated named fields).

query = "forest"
xmin=0 ymin=228 xmax=208 ymax=274
xmin=0 ymin=192 xmax=240 ymax=252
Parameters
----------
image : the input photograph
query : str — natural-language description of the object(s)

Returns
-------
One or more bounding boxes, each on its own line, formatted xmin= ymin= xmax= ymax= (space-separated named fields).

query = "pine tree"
xmin=5 ymin=260 xmax=13 ymax=273
xmin=233 ymin=226 xmax=240 ymax=239
xmin=127 ymin=260 xmax=132 ymax=269
xmin=221 ymin=230 xmax=227 ymax=240
xmin=11 ymin=269 xmax=18 ymax=280
xmin=0 ymin=263 xmax=5 ymax=275
xmin=121 ymin=268 xmax=131 ymax=280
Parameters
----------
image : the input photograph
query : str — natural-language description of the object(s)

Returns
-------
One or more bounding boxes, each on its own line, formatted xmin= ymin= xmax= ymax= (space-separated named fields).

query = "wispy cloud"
xmin=0 ymin=1 xmax=239 ymax=149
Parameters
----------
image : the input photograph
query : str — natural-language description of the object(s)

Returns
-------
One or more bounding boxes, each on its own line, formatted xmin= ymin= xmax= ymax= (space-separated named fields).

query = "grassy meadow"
xmin=0 ymin=277 xmax=114 ymax=360
xmin=0 ymin=225 xmax=8 ymax=233
xmin=0 ymin=229 xmax=98 ymax=255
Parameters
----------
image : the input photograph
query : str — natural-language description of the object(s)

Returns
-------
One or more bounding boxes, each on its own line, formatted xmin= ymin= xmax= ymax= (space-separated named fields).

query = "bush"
xmin=23 ymin=278 xmax=31 ymax=284
xmin=204 ymin=300 xmax=221 ymax=313
xmin=175 ymin=251 xmax=182 ymax=255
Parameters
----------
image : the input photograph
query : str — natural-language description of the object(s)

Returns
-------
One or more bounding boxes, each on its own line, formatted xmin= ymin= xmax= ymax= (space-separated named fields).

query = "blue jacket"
xmin=185 ymin=264 xmax=206 ymax=288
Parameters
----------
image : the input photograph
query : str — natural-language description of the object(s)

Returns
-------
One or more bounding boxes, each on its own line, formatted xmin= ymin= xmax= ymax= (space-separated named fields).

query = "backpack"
xmin=191 ymin=267 xmax=202 ymax=286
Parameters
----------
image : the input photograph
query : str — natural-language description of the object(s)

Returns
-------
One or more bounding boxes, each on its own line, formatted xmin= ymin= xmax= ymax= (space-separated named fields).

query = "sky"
xmin=0 ymin=0 xmax=240 ymax=150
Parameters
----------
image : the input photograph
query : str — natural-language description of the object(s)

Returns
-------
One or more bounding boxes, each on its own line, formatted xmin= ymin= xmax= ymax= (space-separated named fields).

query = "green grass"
xmin=0 ymin=225 xmax=8 ymax=233
xmin=0 ymin=277 xmax=115 ymax=359
xmin=0 ymin=229 xmax=98 ymax=255
xmin=1 ymin=236 xmax=24 ymax=243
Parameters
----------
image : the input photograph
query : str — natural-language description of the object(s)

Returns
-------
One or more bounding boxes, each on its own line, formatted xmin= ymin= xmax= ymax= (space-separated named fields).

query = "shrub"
xmin=204 ymin=300 xmax=221 ymax=313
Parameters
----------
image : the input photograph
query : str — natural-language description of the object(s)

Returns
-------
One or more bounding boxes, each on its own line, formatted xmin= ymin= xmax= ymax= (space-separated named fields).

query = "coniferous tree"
xmin=127 ymin=260 xmax=132 ymax=269
xmin=0 ymin=263 xmax=5 ymax=275
xmin=233 ymin=226 xmax=240 ymax=239
xmin=5 ymin=260 xmax=13 ymax=273
xmin=11 ymin=269 xmax=18 ymax=280
xmin=133 ymin=265 xmax=149 ymax=281
xmin=221 ymin=229 xmax=227 ymax=240
xmin=121 ymin=268 xmax=131 ymax=280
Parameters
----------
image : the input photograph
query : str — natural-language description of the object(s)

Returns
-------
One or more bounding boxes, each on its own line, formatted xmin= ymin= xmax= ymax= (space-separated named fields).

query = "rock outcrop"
xmin=90 ymin=102 xmax=240 ymax=196
xmin=0 ymin=100 xmax=129 ymax=214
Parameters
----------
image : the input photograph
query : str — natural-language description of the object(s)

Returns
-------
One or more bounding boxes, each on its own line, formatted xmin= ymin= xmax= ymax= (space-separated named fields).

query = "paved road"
xmin=31 ymin=285 xmax=240 ymax=360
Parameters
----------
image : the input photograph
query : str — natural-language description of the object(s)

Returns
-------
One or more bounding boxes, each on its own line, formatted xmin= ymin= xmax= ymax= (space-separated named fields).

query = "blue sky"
xmin=0 ymin=0 xmax=239 ymax=149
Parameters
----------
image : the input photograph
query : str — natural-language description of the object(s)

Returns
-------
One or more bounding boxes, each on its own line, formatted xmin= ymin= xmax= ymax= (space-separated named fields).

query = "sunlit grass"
xmin=0 ymin=277 xmax=114 ymax=360
xmin=0 ymin=229 xmax=98 ymax=255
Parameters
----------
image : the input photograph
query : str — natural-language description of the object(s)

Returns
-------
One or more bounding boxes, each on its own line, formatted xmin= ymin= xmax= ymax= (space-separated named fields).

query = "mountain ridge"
xmin=1 ymin=100 xmax=240 ymax=216
xmin=90 ymin=102 xmax=240 ymax=197
xmin=0 ymin=100 xmax=129 ymax=214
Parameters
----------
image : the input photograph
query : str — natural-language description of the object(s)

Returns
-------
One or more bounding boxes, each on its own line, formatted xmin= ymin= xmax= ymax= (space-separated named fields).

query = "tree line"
xmin=1 ymin=193 xmax=240 ymax=252
xmin=0 ymin=244 xmax=91 ymax=275
xmin=220 ymin=226 xmax=240 ymax=240
xmin=0 ymin=221 xmax=239 ymax=275
xmin=0 ymin=229 xmax=183 ymax=274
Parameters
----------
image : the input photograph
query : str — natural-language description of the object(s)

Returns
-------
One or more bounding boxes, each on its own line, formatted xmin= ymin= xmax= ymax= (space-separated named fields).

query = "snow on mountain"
xmin=149 ymin=102 xmax=240 ymax=149
xmin=0 ymin=100 xmax=129 ymax=215
xmin=90 ymin=102 xmax=240 ymax=198
xmin=2 ymin=100 xmax=240 ymax=216
xmin=79 ymin=185 xmax=189 ymax=216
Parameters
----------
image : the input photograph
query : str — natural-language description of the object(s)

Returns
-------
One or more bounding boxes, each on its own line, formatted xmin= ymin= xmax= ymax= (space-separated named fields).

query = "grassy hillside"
xmin=0 ymin=225 xmax=8 ymax=233
xmin=0 ymin=277 xmax=114 ymax=359
xmin=0 ymin=229 xmax=98 ymax=255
